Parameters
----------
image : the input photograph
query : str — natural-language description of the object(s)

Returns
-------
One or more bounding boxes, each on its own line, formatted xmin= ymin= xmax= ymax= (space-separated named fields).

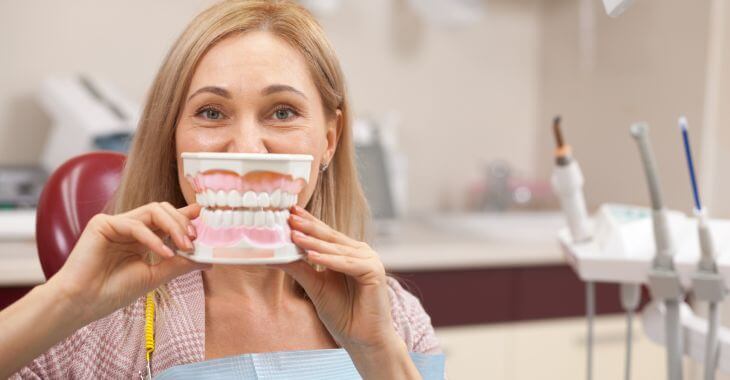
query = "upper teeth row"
xmin=201 ymin=208 xmax=291 ymax=228
xmin=196 ymin=189 xmax=297 ymax=209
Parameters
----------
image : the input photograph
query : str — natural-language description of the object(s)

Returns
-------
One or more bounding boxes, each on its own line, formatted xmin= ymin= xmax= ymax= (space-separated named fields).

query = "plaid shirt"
xmin=12 ymin=272 xmax=440 ymax=379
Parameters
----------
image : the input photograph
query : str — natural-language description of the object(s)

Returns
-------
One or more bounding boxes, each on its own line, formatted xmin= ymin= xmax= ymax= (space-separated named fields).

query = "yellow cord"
xmin=144 ymin=292 xmax=155 ymax=363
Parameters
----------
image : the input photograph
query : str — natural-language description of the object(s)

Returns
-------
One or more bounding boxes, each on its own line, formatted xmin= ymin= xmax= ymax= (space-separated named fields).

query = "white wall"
xmin=0 ymin=0 xmax=216 ymax=164
xmin=317 ymin=0 xmax=541 ymax=212
xmin=535 ymin=0 xmax=711 ymax=213
xmin=0 ymin=0 xmax=542 ymax=213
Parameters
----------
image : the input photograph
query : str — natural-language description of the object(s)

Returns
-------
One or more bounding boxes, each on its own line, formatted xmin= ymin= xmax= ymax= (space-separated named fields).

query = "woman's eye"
xmin=197 ymin=107 xmax=224 ymax=120
xmin=273 ymin=107 xmax=296 ymax=121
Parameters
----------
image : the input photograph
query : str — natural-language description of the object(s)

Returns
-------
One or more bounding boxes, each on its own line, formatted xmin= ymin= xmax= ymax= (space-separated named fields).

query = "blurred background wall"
xmin=0 ymin=0 xmax=540 ymax=214
xmin=0 ymin=0 xmax=725 ymax=213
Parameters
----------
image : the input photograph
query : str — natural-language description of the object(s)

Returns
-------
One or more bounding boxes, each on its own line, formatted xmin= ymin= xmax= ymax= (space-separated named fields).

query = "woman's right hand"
xmin=47 ymin=202 xmax=209 ymax=323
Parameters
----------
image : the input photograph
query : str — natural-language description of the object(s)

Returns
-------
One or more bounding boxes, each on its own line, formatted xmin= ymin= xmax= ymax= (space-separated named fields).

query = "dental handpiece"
xmin=630 ymin=123 xmax=675 ymax=270
xmin=551 ymin=116 xmax=592 ymax=242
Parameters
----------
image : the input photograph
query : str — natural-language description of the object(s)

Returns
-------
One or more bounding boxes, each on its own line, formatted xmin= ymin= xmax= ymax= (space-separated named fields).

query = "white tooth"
xmin=285 ymin=193 xmax=296 ymax=207
xmin=275 ymin=211 xmax=283 ymax=224
xmin=206 ymin=189 xmax=216 ymax=205
xmin=216 ymin=190 xmax=227 ymax=207
xmin=243 ymin=191 xmax=257 ymax=207
xmin=233 ymin=210 xmax=243 ymax=226
xmin=196 ymin=193 xmax=207 ymax=207
xmin=257 ymin=192 xmax=270 ymax=208
xmin=265 ymin=211 xmax=275 ymax=227
xmin=243 ymin=211 xmax=254 ymax=226
xmin=222 ymin=210 xmax=233 ymax=228
xmin=254 ymin=211 xmax=265 ymax=227
xmin=212 ymin=209 xmax=223 ymax=228
xmin=202 ymin=209 xmax=210 ymax=224
xmin=280 ymin=193 xmax=289 ymax=208
xmin=227 ymin=190 xmax=241 ymax=208
xmin=281 ymin=209 xmax=290 ymax=221
xmin=270 ymin=189 xmax=282 ymax=208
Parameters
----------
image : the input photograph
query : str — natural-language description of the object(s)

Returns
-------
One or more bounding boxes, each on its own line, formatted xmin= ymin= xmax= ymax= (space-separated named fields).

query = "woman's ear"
xmin=323 ymin=109 xmax=342 ymax=165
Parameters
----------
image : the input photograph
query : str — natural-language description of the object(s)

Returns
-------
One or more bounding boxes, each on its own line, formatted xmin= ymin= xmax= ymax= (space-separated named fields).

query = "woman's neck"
xmin=202 ymin=266 xmax=299 ymax=306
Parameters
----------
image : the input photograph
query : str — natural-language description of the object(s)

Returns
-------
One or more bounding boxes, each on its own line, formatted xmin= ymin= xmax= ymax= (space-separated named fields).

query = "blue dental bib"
xmin=155 ymin=348 xmax=445 ymax=379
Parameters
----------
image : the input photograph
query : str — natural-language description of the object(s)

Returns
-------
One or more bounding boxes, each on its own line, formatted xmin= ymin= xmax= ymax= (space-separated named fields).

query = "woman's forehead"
xmin=188 ymin=31 xmax=316 ymax=98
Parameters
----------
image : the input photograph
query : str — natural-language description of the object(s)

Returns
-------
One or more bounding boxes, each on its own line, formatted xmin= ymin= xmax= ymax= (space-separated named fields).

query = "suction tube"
xmin=630 ymin=122 xmax=683 ymax=380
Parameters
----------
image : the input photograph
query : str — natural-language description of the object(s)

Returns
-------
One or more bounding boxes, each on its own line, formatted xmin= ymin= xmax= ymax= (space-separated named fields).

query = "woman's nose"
xmin=226 ymin=121 xmax=268 ymax=154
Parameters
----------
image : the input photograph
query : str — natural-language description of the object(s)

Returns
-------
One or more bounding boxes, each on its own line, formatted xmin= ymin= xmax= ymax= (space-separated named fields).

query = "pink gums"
xmin=187 ymin=171 xmax=305 ymax=194
xmin=192 ymin=218 xmax=290 ymax=248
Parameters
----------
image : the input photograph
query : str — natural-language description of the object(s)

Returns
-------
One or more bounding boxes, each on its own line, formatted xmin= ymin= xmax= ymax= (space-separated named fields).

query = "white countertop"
xmin=0 ymin=209 xmax=45 ymax=286
xmin=0 ymin=240 xmax=45 ymax=286
xmin=0 ymin=211 xmax=566 ymax=286
xmin=374 ymin=214 xmax=565 ymax=271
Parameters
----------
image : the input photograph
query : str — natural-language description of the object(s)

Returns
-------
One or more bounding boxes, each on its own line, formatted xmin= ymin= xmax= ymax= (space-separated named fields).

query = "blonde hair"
xmin=113 ymin=0 xmax=369 ymax=240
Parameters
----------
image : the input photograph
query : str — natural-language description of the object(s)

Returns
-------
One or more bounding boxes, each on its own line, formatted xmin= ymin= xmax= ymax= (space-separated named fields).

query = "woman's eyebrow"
xmin=261 ymin=84 xmax=307 ymax=99
xmin=187 ymin=86 xmax=231 ymax=102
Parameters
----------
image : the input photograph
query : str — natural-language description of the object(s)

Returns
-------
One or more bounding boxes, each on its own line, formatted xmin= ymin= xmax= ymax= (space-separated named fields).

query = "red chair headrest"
xmin=36 ymin=152 xmax=126 ymax=279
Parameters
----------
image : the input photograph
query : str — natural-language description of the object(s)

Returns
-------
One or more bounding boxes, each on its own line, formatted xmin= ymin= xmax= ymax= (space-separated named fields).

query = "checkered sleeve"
xmin=387 ymin=276 xmax=441 ymax=354
xmin=9 ymin=324 xmax=93 ymax=379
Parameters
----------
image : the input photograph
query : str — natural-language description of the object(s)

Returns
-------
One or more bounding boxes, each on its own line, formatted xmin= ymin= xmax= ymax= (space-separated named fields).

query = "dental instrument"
xmin=550 ymin=116 xmax=595 ymax=380
xmin=680 ymin=116 xmax=725 ymax=380
xmin=630 ymin=123 xmax=684 ymax=380
xmin=551 ymin=116 xmax=591 ymax=243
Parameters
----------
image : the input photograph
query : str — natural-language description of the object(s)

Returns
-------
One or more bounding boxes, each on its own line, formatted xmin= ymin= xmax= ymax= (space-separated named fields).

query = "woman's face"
xmin=175 ymin=31 xmax=339 ymax=207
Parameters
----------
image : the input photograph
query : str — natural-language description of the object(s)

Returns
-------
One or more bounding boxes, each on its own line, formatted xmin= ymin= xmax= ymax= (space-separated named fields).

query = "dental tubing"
xmin=680 ymin=116 xmax=724 ymax=380
xmin=631 ymin=123 xmax=683 ymax=380
xmin=550 ymin=116 xmax=595 ymax=380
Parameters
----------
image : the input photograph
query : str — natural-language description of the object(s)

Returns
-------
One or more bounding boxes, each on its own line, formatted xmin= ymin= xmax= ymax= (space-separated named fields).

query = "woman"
xmin=1 ymin=0 xmax=441 ymax=378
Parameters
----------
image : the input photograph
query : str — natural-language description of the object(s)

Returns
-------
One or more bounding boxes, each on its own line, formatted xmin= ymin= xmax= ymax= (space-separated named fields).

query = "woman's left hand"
xmin=275 ymin=206 xmax=403 ymax=356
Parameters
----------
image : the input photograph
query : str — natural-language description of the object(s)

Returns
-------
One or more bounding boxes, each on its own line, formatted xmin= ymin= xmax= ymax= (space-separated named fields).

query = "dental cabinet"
xmin=375 ymin=214 xmax=650 ymax=327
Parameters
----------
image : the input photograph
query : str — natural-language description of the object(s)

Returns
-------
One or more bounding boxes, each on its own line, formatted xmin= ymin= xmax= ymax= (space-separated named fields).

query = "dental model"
xmin=180 ymin=152 xmax=312 ymax=264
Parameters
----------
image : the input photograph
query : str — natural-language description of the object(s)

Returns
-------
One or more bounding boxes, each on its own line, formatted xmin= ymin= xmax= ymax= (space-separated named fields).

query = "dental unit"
xmin=181 ymin=152 xmax=312 ymax=264
xmin=680 ymin=116 xmax=725 ymax=380
xmin=550 ymin=116 xmax=596 ymax=380
xmin=556 ymin=121 xmax=730 ymax=379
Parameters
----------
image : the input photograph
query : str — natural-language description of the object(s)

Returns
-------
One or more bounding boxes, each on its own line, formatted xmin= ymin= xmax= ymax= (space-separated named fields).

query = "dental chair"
xmin=35 ymin=152 xmax=126 ymax=279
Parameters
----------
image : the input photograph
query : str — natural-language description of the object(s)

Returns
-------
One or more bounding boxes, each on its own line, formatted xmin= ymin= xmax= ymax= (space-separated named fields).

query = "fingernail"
xmin=161 ymin=244 xmax=175 ymax=257
xmin=187 ymin=225 xmax=197 ymax=239
xmin=293 ymin=205 xmax=304 ymax=214
xmin=183 ymin=235 xmax=194 ymax=250
xmin=293 ymin=230 xmax=306 ymax=239
xmin=290 ymin=214 xmax=304 ymax=224
xmin=307 ymin=251 xmax=319 ymax=258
